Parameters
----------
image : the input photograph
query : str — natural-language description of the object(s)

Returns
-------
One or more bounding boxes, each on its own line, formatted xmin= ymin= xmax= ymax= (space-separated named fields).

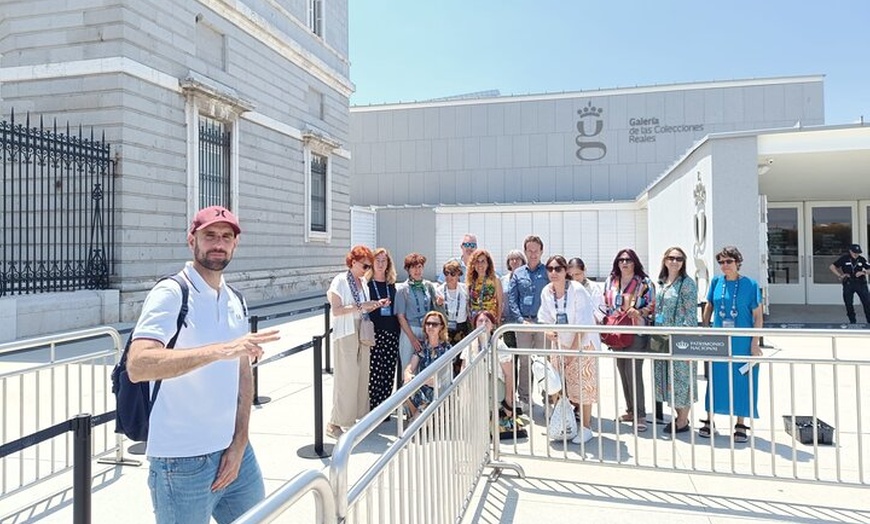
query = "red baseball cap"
xmin=189 ymin=206 xmax=241 ymax=235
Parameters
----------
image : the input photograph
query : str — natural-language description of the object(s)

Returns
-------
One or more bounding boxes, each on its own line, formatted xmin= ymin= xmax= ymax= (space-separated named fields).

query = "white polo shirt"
xmin=132 ymin=262 xmax=248 ymax=458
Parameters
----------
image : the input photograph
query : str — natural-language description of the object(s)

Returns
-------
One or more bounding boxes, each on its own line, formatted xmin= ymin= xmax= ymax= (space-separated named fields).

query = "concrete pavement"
xmin=0 ymin=306 xmax=868 ymax=523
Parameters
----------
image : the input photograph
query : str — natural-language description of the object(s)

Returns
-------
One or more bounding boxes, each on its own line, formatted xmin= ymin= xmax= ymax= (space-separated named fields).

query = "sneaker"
xmin=572 ymin=427 xmax=594 ymax=444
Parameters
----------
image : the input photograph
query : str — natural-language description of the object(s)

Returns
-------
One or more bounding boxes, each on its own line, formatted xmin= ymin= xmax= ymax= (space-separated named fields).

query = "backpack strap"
xmin=148 ymin=274 xmax=190 ymax=406
xmin=227 ymin=284 xmax=247 ymax=317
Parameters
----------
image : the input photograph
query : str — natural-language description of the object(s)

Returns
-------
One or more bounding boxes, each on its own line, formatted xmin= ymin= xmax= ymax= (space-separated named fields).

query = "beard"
xmin=195 ymin=246 xmax=232 ymax=271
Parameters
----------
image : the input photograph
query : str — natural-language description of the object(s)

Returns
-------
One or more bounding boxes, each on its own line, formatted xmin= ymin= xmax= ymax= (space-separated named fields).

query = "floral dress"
xmin=469 ymin=276 xmax=499 ymax=321
xmin=408 ymin=340 xmax=451 ymax=410
xmin=653 ymin=276 xmax=699 ymax=408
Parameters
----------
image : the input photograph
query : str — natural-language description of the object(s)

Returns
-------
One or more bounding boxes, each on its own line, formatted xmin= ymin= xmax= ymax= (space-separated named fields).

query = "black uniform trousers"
xmin=842 ymin=278 xmax=870 ymax=324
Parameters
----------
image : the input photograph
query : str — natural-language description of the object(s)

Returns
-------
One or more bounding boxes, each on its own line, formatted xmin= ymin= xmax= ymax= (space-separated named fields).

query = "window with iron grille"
xmin=307 ymin=0 xmax=323 ymax=37
xmin=198 ymin=116 xmax=231 ymax=209
xmin=310 ymin=152 xmax=328 ymax=232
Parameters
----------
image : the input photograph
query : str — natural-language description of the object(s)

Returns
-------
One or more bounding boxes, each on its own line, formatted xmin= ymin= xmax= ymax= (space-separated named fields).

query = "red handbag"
xmin=601 ymin=310 xmax=635 ymax=349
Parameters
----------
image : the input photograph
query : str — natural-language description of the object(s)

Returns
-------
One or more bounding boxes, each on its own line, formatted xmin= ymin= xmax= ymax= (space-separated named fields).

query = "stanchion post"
xmin=297 ymin=335 xmax=333 ymax=459
xmin=250 ymin=315 xmax=271 ymax=405
xmin=323 ymin=302 xmax=333 ymax=374
xmin=72 ymin=414 xmax=92 ymax=524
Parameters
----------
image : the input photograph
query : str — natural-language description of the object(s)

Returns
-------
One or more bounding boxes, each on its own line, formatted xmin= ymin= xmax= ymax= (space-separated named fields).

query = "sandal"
xmin=500 ymin=400 xmax=523 ymax=417
xmin=618 ymin=413 xmax=635 ymax=423
xmin=326 ymin=424 xmax=344 ymax=439
xmin=698 ymin=419 xmax=714 ymax=438
xmin=734 ymin=423 xmax=750 ymax=443
xmin=618 ymin=413 xmax=647 ymax=431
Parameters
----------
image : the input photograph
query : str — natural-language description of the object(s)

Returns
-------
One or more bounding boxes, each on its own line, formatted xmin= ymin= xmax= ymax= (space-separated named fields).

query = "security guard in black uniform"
xmin=829 ymin=244 xmax=870 ymax=324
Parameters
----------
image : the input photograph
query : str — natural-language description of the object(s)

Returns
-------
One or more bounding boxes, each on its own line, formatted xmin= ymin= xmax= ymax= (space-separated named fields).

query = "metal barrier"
xmin=0 ymin=327 xmax=124 ymax=499
xmin=328 ymin=325 xmax=496 ymax=523
xmin=488 ymin=323 xmax=870 ymax=486
xmin=232 ymin=468 xmax=337 ymax=524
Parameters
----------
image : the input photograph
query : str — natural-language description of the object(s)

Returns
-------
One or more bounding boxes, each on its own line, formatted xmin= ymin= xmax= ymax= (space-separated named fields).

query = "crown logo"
xmin=693 ymin=172 xmax=706 ymax=208
xmin=676 ymin=341 xmax=689 ymax=350
xmin=578 ymin=101 xmax=603 ymax=119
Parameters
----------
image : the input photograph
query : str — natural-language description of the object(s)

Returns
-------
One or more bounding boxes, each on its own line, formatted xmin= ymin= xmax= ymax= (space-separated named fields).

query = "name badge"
xmin=722 ymin=319 xmax=735 ymax=329
xmin=523 ymin=295 xmax=533 ymax=306
xmin=380 ymin=306 xmax=391 ymax=316
xmin=556 ymin=313 xmax=569 ymax=325
xmin=448 ymin=320 xmax=457 ymax=331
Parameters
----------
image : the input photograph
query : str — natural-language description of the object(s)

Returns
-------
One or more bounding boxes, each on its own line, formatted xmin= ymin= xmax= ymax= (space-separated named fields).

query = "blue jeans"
xmin=148 ymin=443 xmax=264 ymax=524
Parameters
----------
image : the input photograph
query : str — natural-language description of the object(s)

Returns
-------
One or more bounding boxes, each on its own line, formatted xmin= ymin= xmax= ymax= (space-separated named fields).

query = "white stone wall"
xmin=350 ymin=77 xmax=824 ymax=208
xmin=0 ymin=0 xmax=352 ymax=327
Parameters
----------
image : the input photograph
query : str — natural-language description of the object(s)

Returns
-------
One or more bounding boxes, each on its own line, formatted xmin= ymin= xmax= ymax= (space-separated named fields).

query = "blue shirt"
xmin=507 ymin=263 xmax=549 ymax=322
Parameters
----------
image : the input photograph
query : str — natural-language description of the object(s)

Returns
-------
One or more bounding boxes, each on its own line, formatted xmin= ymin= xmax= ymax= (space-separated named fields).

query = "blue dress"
xmin=704 ymin=275 xmax=761 ymax=418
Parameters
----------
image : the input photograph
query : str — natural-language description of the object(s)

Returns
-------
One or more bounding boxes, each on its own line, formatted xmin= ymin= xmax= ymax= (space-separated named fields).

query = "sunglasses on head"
xmin=424 ymin=321 xmax=442 ymax=327
xmin=461 ymin=242 xmax=477 ymax=249
xmin=617 ymin=258 xmax=633 ymax=264
xmin=546 ymin=265 xmax=565 ymax=273
xmin=718 ymin=258 xmax=736 ymax=265
xmin=666 ymin=256 xmax=684 ymax=262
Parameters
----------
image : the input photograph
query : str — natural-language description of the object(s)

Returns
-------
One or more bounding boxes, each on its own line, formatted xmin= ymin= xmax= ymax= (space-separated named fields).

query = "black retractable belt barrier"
xmin=72 ymin=414 xmax=92 ymax=524
xmin=249 ymin=315 xmax=271 ymax=406
xmin=297 ymin=335 xmax=333 ymax=459
xmin=323 ymin=302 xmax=333 ymax=374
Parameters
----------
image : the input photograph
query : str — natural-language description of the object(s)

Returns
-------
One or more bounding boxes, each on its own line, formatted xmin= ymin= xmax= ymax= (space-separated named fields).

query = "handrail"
xmin=486 ymin=322 xmax=870 ymax=485
xmin=328 ymin=325 xmax=488 ymax=520
xmin=231 ymin=469 xmax=336 ymax=524
xmin=0 ymin=326 xmax=123 ymax=358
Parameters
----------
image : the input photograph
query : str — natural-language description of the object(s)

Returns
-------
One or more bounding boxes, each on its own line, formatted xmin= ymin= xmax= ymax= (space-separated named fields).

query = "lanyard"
xmin=718 ymin=277 xmax=739 ymax=320
xmin=442 ymin=284 xmax=462 ymax=321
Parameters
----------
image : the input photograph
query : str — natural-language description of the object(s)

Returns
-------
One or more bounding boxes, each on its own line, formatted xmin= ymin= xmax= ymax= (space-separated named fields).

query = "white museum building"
xmin=349 ymin=75 xmax=870 ymax=308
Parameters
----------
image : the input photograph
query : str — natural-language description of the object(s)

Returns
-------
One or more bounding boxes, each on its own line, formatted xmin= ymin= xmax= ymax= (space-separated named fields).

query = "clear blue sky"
xmin=349 ymin=1 xmax=869 ymax=125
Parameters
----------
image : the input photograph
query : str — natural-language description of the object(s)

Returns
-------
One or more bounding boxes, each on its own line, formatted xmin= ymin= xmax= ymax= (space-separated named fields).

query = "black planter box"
xmin=782 ymin=415 xmax=834 ymax=445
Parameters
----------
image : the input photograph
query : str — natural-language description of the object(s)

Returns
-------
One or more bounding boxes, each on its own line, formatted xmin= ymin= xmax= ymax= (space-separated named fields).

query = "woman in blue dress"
xmin=700 ymin=246 xmax=763 ymax=443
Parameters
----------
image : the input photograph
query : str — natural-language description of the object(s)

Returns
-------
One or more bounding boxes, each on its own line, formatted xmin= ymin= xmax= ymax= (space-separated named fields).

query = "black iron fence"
xmin=0 ymin=111 xmax=115 ymax=296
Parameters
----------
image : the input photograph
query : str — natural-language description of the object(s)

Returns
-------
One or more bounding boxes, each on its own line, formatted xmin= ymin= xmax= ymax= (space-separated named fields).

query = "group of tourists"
xmin=325 ymin=234 xmax=764 ymax=446
xmin=121 ymin=205 xmax=768 ymax=523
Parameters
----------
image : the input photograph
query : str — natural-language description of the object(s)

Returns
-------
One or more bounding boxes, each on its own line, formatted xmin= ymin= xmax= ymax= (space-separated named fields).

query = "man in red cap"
xmin=127 ymin=206 xmax=280 ymax=523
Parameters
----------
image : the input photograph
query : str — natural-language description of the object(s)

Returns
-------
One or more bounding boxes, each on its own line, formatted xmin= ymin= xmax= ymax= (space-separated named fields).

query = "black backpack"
xmin=112 ymin=275 xmax=189 ymax=442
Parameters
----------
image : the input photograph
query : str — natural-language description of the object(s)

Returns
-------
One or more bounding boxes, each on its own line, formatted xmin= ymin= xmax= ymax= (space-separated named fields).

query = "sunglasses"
xmin=718 ymin=258 xmax=736 ymax=265
xmin=424 ymin=321 xmax=442 ymax=327
xmin=360 ymin=263 xmax=372 ymax=270
xmin=461 ymin=242 xmax=477 ymax=249
xmin=444 ymin=271 xmax=460 ymax=276
xmin=666 ymin=256 xmax=685 ymax=262
xmin=617 ymin=258 xmax=633 ymax=264
xmin=546 ymin=266 xmax=565 ymax=273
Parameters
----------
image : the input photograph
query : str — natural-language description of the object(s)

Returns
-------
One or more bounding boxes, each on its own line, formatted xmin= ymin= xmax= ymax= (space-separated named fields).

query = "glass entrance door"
xmin=767 ymin=204 xmax=804 ymax=303
xmin=805 ymin=203 xmax=858 ymax=304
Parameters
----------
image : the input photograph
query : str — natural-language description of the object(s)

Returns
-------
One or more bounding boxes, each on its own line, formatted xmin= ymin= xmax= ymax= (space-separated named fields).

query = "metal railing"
xmin=245 ymin=326 xmax=496 ymax=523
xmin=329 ymin=326 xmax=494 ymax=523
xmin=1 ymin=110 xmax=116 ymax=296
xmin=489 ymin=323 xmax=870 ymax=486
xmin=0 ymin=327 xmax=124 ymax=499
xmin=233 ymin=469 xmax=337 ymax=524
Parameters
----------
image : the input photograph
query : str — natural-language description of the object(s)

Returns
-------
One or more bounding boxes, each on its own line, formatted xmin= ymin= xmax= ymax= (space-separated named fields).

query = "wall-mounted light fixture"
xmin=757 ymin=158 xmax=773 ymax=176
